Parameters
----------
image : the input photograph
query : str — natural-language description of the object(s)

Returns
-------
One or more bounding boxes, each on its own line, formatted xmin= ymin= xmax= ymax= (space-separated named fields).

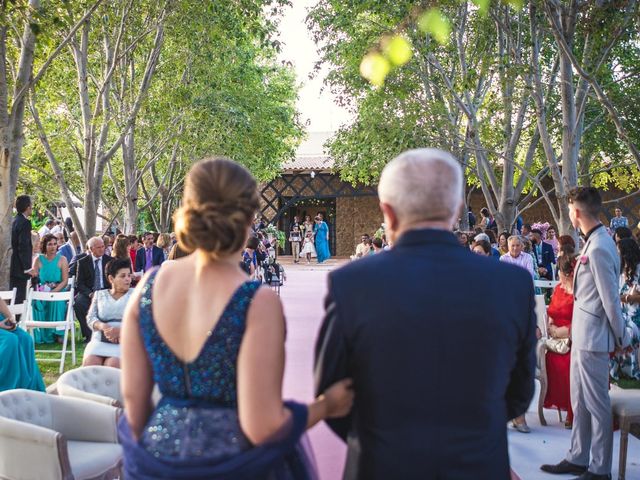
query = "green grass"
xmin=35 ymin=342 xmax=86 ymax=386
xmin=613 ymin=378 xmax=640 ymax=390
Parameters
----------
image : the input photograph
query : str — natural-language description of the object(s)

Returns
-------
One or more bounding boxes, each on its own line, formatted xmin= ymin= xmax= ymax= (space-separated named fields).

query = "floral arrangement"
xmin=264 ymin=224 xmax=286 ymax=249
xmin=531 ymin=222 xmax=551 ymax=239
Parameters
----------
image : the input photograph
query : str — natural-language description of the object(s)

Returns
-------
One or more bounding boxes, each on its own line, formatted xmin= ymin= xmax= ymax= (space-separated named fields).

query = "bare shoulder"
xmin=249 ymin=286 xmax=283 ymax=314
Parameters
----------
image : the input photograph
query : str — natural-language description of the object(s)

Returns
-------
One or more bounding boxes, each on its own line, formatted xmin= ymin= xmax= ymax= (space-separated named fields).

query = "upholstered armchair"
xmin=0 ymin=389 xmax=122 ymax=480
xmin=57 ymin=366 xmax=122 ymax=408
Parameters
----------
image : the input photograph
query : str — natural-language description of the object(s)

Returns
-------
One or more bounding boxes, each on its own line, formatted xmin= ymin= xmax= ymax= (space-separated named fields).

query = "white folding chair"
xmin=534 ymin=279 xmax=559 ymax=292
xmin=535 ymin=294 xmax=548 ymax=338
xmin=0 ymin=288 xmax=17 ymax=306
xmin=22 ymin=287 xmax=76 ymax=374
xmin=67 ymin=276 xmax=75 ymax=289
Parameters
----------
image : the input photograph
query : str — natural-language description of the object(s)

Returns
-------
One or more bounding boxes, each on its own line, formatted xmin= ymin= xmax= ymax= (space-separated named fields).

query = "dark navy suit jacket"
xmin=533 ymin=241 xmax=556 ymax=280
xmin=135 ymin=246 xmax=164 ymax=272
xmin=315 ymin=229 xmax=536 ymax=480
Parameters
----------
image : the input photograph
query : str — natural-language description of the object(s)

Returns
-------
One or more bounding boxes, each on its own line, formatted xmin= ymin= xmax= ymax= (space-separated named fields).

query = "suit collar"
xmin=394 ymin=228 xmax=460 ymax=248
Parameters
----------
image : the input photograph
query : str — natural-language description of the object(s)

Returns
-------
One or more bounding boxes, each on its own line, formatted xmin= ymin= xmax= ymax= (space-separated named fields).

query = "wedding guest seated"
xmin=58 ymin=231 xmax=81 ymax=262
xmin=456 ymin=231 xmax=469 ymax=248
xmin=353 ymin=234 xmax=371 ymax=259
xmin=73 ymin=237 xmax=112 ymax=342
xmin=82 ymin=258 xmax=134 ymax=369
xmin=31 ymin=233 xmax=70 ymax=344
xmin=500 ymin=235 xmax=534 ymax=278
xmin=0 ymin=298 xmax=45 ymax=392
xmin=498 ymin=231 xmax=509 ymax=255
xmin=611 ymin=238 xmax=640 ymax=380
xmin=472 ymin=239 xmax=492 ymax=256
xmin=371 ymin=237 xmax=384 ymax=254
xmin=614 ymin=226 xmax=633 ymax=243
xmin=545 ymin=225 xmax=560 ymax=255
xmin=544 ymin=254 xmax=577 ymax=428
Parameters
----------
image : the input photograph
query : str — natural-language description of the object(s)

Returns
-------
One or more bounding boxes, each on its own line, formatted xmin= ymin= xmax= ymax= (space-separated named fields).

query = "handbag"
xmin=545 ymin=337 xmax=570 ymax=354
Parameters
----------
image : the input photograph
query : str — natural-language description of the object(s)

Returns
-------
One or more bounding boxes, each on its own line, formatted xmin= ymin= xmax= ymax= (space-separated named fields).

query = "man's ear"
xmin=380 ymin=202 xmax=398 ymax=232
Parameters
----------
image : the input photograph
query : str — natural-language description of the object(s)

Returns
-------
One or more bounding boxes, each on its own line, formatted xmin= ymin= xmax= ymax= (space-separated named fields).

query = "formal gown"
xmin=83 ymin=289 xmax=134 ymax=360
xmin=33 ymin=254 xmax=67 ymax=344
xmin=313 ymin=222 xmax=330 ymax=264
xmin=118 ymin=268 xmax=317 ymax=479
xmin=0 ymin=314 xmax=45 ymax=392
xmin=544 ymin=285 xmax=574 ymax=421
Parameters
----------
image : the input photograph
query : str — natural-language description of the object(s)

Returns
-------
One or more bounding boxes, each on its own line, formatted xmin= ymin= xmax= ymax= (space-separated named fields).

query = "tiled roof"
xmin=281 ymin=155 xmax=334 ymax=172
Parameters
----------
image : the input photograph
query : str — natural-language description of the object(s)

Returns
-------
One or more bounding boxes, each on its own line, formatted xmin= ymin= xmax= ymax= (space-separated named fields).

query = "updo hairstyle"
xmin=175 ymin=157 xmax=259 ymax=259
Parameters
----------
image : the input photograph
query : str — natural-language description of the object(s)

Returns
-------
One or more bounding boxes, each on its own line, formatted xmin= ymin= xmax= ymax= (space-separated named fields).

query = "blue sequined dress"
xmin=118 ymin=268 xmax=317 ymax=480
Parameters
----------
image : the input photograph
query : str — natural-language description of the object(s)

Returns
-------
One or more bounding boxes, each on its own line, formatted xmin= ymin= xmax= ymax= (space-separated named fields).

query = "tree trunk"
xmin=123 ymin=126 xmax=138 ymax=233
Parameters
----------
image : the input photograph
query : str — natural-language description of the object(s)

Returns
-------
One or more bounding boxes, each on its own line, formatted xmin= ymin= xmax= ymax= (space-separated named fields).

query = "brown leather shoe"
xmin=540 ymin=460 xmax=588 ymax=475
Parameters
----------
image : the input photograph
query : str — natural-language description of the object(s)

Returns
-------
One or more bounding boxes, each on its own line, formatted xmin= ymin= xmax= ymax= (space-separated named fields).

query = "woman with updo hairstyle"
xmin=119 ymin=157 xmax=353 ymax=479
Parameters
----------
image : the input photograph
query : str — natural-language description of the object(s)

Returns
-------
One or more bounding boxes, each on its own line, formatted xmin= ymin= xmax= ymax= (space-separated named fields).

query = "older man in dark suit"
xmin=10 ymin=195 xmax=33 ymax=304
xmin=315 ymin=148 xmax=537 ymax=480
xmin=73 ymin=236 xmax=112 ymax=342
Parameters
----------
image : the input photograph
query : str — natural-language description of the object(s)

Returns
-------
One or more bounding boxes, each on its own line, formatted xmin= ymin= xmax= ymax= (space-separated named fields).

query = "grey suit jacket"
xmin=572 ymin=225 xmax=626 ymax=352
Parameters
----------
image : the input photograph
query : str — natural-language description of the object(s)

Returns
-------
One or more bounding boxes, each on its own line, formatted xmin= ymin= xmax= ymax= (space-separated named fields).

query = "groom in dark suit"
xmin=10 ymin=195 xmax=33 ymax=303
xmin=315 ymin=148 xmax=537 ymax=480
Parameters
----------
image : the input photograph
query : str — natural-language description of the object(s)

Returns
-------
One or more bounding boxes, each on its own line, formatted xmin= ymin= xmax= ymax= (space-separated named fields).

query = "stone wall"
xmin=335 ymin=196 xmax=382 ymax=257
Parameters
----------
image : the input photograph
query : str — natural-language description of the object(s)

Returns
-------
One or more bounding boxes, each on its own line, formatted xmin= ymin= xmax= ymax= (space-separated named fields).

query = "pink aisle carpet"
xmin=280 ymin=259 xmax=346 ymax=480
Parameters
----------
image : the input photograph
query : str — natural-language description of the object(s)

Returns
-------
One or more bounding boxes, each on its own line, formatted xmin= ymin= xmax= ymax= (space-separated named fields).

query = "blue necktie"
xmin=94 ymin=259 xmax=101 ymax=290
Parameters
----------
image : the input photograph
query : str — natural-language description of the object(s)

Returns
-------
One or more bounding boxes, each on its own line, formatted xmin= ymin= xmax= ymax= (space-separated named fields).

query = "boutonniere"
xmin=580 ymin=255 xmax=589 ymax=265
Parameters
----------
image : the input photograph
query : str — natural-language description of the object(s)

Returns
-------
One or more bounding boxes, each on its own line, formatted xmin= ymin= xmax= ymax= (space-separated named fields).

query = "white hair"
xmin=378 ymin=148 xmax=463 ymax=225
xmin=87 ymin=236 xmax=104 ymax=248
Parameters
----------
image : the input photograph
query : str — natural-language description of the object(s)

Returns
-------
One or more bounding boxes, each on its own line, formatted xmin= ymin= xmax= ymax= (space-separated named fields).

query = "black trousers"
xmin=73 ymin=293 xmax=93 ymax=340
xmin=9 ymin=276 xmax=29 ymax=304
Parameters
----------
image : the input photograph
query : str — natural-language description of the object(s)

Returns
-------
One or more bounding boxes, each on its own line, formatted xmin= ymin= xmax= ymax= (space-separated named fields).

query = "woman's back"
xmin=142 ymin=258 xmax=259 ymax=404
xmin=135 ymin=257 xmax=259 ymax=460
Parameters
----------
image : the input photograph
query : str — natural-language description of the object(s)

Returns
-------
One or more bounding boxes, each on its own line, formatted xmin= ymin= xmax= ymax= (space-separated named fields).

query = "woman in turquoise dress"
xmin=31 ymin=234 xmax=69 ymax=343
xmin=0 ymin=298 xmax=45 ymax=392
xmin=313 ymin=215 xmax=331 ymax=264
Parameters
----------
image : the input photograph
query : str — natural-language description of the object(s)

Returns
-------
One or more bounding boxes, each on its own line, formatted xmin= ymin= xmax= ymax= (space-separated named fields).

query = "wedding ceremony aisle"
xmin=279 ymin=258 xmax=640 ymax=480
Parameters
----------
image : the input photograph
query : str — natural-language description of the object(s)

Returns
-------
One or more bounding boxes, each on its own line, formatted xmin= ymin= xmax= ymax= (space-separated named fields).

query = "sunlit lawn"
xmin=36 ymin=342 xmax=86 ymax=387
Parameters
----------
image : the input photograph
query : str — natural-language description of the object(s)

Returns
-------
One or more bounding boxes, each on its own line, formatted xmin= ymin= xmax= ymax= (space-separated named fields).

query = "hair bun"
xmin=174 ymin=157 xmax=259 ymax=259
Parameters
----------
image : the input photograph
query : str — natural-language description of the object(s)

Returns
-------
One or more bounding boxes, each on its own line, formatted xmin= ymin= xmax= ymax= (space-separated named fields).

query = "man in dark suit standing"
xmin=315 ymin=148 xmax=537 ymax=480
xmin=10 ymin=195 xmax=33 ymax=303
xmin=73 ymin=236 xmax=112 ymax=342
xmin=530 ymin=228 xmax=556 ymax=280
xmin=135 ymin=232 xmax=164 ymax=273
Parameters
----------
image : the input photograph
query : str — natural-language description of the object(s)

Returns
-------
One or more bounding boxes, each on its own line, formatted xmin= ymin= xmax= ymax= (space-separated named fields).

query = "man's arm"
xmin=314 ymin=277 xmax=352 ymax=441
xmin=591 ymin=245 xmax=627 ymax=347
xmin=134 ymin=249 xmax=142 ymax=271
xmin=505 ymin=279 xmax=537 ymax=420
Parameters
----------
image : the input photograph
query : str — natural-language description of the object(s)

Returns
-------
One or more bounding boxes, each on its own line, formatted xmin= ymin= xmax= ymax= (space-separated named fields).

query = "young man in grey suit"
xmin=542 ymin=187 xmax=628 ymax=480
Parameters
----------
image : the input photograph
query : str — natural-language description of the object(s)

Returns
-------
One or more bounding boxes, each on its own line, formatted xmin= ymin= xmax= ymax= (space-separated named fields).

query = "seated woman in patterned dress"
xmin=119 ymin=157 xmax=354 ymax=479
xmin=544 ymin=253 xmax=577 ymax=428
xmin=82 ymin=258 xmax=134 ymax=368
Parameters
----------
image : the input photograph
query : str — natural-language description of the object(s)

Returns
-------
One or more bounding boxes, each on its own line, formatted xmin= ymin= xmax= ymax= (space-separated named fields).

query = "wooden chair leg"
xmin=618 ymin=418 xmax=629 ymax=480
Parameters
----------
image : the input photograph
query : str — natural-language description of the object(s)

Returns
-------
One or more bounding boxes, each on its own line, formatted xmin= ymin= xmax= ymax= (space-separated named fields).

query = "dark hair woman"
xmin=31 ymin=233 xmax=69 ymax=344
xmin=82 ymin=257 xmax=133 ymax=369
xmin=611 ymin=238 xmax=640 ymax=380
